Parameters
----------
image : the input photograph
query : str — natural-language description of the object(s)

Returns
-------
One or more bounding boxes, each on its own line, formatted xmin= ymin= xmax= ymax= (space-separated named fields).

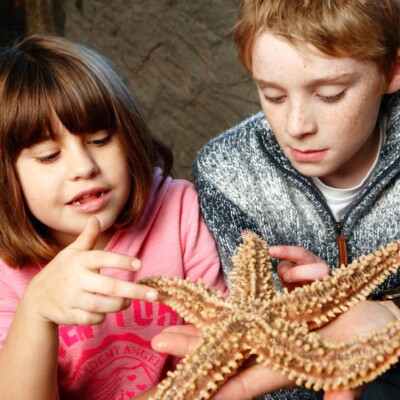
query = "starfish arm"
xmin=268 ymin=241 xmax=400 ymax=329
xmin=228 ymin=231 xmax=279 ymax=305
xmin=253 ymin=318 xmax=400 ymax=392
xmin=149 ymin=322 xmax=250 ymax=400
xmin=138 ymin=276 xmax=227 ymax=329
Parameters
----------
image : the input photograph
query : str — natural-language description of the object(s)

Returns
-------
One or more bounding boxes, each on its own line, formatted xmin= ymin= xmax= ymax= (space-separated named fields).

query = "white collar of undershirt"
xmin=311 ymin=116 xmax=386 ymax=221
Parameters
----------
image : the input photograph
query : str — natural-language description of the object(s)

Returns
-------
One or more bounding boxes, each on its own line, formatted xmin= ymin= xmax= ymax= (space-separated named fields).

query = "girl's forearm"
xmin=0 ymin=295 xmax=59 ymax=400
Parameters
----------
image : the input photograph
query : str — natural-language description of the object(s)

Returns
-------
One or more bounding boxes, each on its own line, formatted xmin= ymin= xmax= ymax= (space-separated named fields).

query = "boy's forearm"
xmin=0 ymin=295 xmax=59 ymax=399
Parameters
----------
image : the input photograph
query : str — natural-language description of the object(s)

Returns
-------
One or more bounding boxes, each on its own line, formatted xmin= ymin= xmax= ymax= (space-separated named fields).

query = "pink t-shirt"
xmin=0 ymin=174 xmax=226 ymax=399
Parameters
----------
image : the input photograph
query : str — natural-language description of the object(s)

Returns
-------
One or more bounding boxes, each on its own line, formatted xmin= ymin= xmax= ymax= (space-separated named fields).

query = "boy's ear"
xmin=385 ymin=48 xmax=400 ymax=94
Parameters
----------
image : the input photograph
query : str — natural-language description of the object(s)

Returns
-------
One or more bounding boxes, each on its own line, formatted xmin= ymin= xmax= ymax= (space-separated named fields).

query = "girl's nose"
xmin=286 ymin=100 xmax=317 ymax=138
xmin=67 ymin=146 xmax=99 ymax=180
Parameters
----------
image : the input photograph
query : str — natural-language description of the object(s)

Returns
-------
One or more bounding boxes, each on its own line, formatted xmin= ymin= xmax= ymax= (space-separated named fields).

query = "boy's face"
xmin=15 ymin=113 xmax=131 ymax=248
xmin=252 ymin=32 xmax=388 ymax=189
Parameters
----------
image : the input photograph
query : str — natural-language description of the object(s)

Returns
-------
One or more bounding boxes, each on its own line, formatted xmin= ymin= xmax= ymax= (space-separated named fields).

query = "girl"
xmin=0 ymin=34 xmax=226 ymax=400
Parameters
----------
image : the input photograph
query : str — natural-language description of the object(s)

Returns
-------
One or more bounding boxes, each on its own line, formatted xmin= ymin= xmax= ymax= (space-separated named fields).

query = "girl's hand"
xmin=270 ymin=245 xmax=330 ymax=291
xmin=24 ymin=216 xmax=158 ymax=326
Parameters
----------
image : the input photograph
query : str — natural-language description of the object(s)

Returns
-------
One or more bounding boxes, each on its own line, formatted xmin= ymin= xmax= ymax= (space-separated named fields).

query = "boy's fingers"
xmin=269 ymin=245 xmax=321 ymax=264
xmin=276 ymin=260 xmax=294 ymax=277
xmin=323 ymin=390 xmax=358 ymax=400
xmin=69 ymin=216 xmax=101 ymax=251
xmin=160 ymin=324 xmax=202 ymax=336
xmin=283 ymin=263 xmax=330 ymax=282
xmin=213 ymin=364 xmax=290 ymax=400
xmin=152 ymin=331 xmax=200 ymax=356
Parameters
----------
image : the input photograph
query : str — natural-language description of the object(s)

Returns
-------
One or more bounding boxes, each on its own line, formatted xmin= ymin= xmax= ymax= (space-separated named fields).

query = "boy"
xmin=153 ymin=1 xmax=400 ymax=399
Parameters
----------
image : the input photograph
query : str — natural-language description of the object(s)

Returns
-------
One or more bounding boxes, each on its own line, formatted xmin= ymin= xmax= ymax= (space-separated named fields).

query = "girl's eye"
xmin=35 ymin=152 xmax=60 ymax=164
xmin=88 ymin=134 xmax=112 ymax=146
xmin=264 ymin=95 xmax=286 ymax=104
xmin=318 ymin=91 xmax=346 ymax=103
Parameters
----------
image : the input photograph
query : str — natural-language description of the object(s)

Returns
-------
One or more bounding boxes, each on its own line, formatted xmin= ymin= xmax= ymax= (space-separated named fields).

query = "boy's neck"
xmin=319 ymin=122 xmax=382 ymax=189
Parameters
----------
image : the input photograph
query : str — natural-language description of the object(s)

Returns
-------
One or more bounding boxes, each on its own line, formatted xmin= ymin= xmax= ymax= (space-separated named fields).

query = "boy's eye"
xmin=264 ymin=95 xmax=286 ymax=104
xmin=35 ymin=151 xmax=61 ymax=164
xmin=318 ymin=91 xmax=346 ymax=103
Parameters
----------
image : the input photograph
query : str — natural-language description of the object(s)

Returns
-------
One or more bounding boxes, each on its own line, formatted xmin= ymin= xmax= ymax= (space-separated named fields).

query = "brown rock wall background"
xmin=13 ymin=0 xmax=261 ymax=179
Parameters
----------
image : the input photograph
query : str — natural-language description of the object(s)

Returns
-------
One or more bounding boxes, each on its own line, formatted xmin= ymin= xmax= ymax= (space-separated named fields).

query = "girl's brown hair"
xmin=235 ymin=0 xmax=400 ymax=83
xmin=0 ymin=34 xmax=173 ymax=267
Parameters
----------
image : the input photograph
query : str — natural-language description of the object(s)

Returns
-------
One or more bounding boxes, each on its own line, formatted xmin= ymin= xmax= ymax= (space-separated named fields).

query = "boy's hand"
xmin=152 ymin=300 xmax=398 ymax=400
xmin=24 ymin=216 xmax=158 ymax=326
xmin=152 ymin=325 xmax=291 ymax=399
xmin=323 ymin=390 xmax=361 ymax=400
xmin=270 ymin=245 xmax=330 ymax=290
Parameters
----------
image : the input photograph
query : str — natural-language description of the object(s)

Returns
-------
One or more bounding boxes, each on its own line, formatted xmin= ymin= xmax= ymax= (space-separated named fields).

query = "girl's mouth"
xmin=67 ymin=189 xmax=111 ymax=213
xmin=69 ymin=191 xmax=105 ymax=205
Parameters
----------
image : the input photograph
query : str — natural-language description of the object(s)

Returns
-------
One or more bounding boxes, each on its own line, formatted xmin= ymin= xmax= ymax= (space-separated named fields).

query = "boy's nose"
xmin=286 ymin=102 xmax=317 ymax=138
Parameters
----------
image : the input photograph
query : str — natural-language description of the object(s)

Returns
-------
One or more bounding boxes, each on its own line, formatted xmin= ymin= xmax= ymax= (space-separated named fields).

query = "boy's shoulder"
xmin=197 ymin=111 xmax=269 ymax=160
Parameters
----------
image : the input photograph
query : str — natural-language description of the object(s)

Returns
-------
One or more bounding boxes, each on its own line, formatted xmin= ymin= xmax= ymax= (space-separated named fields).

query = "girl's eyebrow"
xmin=253 ymin=71 xmax=357 ymax=88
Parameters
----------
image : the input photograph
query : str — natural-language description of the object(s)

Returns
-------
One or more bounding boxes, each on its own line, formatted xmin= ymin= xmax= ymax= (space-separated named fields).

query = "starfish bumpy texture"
xmin=139 ymin=232 xmax=400 ymax=399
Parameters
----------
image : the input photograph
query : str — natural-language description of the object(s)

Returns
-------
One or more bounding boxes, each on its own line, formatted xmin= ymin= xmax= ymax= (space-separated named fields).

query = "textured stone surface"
xmin=60 ymin=0 xmax=259 ymax=178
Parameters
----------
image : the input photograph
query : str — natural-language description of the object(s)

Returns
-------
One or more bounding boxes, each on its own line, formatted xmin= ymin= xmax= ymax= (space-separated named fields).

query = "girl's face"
xmin=15 ymin=113 xmax=131 ymax=248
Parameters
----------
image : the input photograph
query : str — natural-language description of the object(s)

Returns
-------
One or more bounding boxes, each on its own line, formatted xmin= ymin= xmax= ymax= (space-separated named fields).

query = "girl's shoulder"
xmin=151 ymin=171 xmax=197 ymax=206
xmin=169 ymin=178 xmax=196 ymax=194
xmin=0 ymin=259 xmax=41 ymax=277
xmin=159 ymin=177 xmax=199 ymax=212
xmin=0 ymin=260 xmax=41 ymax=297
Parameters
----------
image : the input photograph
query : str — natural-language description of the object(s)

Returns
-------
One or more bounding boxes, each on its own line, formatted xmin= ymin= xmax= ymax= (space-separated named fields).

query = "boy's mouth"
xmin=290 ymin=148 xmax=328 ymax=162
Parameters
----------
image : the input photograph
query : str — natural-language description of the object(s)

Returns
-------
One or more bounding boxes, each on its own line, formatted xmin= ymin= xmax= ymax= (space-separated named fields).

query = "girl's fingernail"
xmin=284 ymin=272 xmax=291 ymax=282
xmin=146 ymin=290 xmax=158 ymax=302
xmin=131 ymin=259 xmax=142 ymax=270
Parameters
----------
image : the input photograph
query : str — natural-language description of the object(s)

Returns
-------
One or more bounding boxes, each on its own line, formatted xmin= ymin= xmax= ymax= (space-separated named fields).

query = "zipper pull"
xmin=335 ymin=223 xmax=348 ymax=267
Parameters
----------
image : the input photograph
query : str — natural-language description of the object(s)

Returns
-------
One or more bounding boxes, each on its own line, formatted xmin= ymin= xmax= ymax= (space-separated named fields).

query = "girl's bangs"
xmin=4 ymin=56 xmax=117 ymax=157
xmin=49 ymin=65 xmax=118 ymax=135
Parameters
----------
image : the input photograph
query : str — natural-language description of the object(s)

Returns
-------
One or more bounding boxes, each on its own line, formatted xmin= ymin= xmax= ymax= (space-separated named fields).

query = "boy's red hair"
xmin=235 ymin=0 xmax=400 ymax=84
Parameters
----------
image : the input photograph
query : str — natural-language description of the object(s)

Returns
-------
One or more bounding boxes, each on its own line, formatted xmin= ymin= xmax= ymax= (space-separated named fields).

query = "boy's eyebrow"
xmin=253 ymin=71 xmax=357 ymax=87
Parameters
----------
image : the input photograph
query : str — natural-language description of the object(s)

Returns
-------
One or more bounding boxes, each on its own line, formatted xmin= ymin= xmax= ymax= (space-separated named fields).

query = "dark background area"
xmin=0 ymin=0 xmax=25 ymax=46
xmin=0 ymin=0 xmax=259 ymax=179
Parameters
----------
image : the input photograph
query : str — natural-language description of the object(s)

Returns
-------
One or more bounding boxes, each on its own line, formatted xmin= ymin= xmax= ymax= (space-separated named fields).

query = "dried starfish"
xmin=139 ymin=232 xmax=400 ymax=399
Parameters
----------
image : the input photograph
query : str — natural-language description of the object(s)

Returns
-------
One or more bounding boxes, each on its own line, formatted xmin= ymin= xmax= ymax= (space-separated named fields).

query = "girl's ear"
xmin=385 ymin=48 xmax=400 ymax=94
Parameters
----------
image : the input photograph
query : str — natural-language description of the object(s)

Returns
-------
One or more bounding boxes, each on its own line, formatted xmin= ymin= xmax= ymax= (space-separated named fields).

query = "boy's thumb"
xmin=69 ymin=216 xmax=101 ymax=251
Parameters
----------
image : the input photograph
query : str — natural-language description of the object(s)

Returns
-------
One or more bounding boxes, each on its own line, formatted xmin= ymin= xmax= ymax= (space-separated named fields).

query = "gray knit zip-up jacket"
xmin=193 ymin=92 xmax=400 ymax=400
